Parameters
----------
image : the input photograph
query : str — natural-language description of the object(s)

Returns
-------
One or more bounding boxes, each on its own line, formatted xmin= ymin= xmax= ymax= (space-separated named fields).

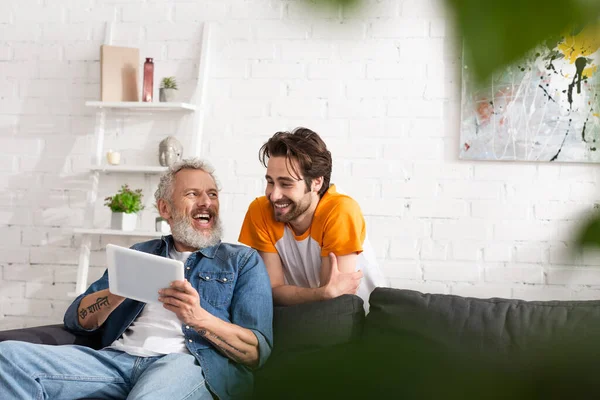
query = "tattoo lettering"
xmin=78 ymin=296 xmax=110 ymax=320
xmin=198 ymin=329 xmax=247 ymax=362
xmin=87 ymin=296 xmax=110 ymax=314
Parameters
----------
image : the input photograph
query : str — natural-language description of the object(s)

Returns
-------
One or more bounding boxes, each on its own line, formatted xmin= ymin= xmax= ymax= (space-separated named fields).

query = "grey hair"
xmin=154 ymin=158 xmax=221 ymax=205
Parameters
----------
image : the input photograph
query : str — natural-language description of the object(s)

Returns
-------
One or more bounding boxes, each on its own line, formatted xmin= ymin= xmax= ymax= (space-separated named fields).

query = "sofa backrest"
xmin=252 ymin=294 xmax=365 ymax=398
xmin=365 ymin=287 xmax=600 ymax=355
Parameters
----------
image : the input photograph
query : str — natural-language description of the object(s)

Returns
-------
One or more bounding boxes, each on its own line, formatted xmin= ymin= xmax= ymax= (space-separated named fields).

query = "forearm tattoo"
xmin=78 ymin=296 xmax=110 ymax=320
xmin=198 ymin=329 xmax=248 ymax=362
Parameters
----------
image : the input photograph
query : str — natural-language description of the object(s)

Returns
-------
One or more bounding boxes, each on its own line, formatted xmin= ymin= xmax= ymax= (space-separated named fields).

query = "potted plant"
xmin=104 ymin=184 xmax=144 ymax=231
xmin=159 ymin=76 xmax=178 ymax=102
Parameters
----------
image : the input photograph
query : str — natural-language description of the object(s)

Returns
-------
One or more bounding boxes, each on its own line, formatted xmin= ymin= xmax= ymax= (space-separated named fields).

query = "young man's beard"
xmin=170 ymin=209 xmax=223 ymax=250
xmin=272 ymin=195 xmax=312 ymax=223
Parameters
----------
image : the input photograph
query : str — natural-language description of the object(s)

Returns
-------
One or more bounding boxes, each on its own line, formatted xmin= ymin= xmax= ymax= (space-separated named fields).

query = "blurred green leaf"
xmin=444 ymin=0 xmax=600 ymax=85
xmin=574 ymin=211 xmax=600 ymax=249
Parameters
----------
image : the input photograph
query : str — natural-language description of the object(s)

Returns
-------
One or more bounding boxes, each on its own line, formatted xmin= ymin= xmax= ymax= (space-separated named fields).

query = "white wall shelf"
xmin=74 ymin=228 xmax=163 ymax=238
xmin=90 ymin=165 xmax=168 ymax=174
xmin=85 ymin=101 xmax=197 ymax=112
xmin=71 ymin=22 xmax=214 ymax=296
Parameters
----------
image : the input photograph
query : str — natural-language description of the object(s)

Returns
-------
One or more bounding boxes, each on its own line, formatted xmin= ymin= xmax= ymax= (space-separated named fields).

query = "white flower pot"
xmin=111 ymin=212 xmax=138 ymax=231
xmin=159 ymin=88 xmax=177 ymax=102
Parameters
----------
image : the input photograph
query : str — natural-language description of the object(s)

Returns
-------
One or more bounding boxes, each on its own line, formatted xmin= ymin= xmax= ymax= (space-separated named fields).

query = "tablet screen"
xmin=106 ymin=244 xmax=185 ymax=304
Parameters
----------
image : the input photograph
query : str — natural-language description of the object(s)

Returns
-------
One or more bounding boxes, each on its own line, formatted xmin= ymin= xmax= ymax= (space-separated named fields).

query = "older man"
xmin=0 ymin=159 xmax=273 ymax=400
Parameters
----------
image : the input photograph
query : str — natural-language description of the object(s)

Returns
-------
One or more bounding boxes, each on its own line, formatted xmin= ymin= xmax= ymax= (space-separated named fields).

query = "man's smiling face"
xmin=163 ymin=168 xmax=222 ymax=251
xmin=265 ymin=156 xmax=314 ymax=224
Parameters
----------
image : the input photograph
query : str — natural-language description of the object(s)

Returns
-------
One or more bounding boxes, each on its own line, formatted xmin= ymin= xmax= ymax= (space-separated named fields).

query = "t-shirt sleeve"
xmin=238 ymin=198 xmax=278 ymax=253
xmin=320 ymin=197 xmax=366 ymax=257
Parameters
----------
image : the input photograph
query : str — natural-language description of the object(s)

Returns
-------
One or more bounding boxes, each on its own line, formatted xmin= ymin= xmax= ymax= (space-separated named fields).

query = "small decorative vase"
xmin=142 ymin=58 xmax=154 ymax=102
xmin=159 ymin=88 xmax=177 ymax=102
xmin=155 ymin=217 xmax=171 ymax=234
xmin=111 ymin=212 xmax=138 ymax=231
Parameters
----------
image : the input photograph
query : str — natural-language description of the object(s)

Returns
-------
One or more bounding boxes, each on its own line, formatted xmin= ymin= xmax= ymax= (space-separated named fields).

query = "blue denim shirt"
xmin=64 ymin=236 xmax=273 ymax=400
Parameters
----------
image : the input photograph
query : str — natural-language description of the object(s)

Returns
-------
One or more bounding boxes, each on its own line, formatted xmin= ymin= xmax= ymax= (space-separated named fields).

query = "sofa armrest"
xmin=0 ymin=324 xmax=100 ymax=348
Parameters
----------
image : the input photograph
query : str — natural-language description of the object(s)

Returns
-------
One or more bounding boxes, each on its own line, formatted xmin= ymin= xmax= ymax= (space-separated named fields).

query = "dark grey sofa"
xmin=3 ymin=288 xmax=600 ymax=399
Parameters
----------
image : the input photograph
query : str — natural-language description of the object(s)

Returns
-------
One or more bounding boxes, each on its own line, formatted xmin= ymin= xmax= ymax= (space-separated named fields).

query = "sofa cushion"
xmin=365 ymin=287 xmax=600 ymax=354
xmin=253 ymin=294 xmax=365 ymax=398
xmin=0 ymin=324 xmax=101 ymax=349
xmin=269 ymin=293 xmax=365 ymax=357
xmin=351 ymin=288 xmax=600 ymax=399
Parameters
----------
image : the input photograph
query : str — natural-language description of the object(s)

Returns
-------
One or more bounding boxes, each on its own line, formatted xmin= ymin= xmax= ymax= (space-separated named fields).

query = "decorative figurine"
xmin=158 ymin=136 xmax=183 ymax=167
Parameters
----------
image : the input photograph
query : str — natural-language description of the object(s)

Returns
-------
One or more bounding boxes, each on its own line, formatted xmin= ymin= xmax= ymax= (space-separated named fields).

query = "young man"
xmin=238 ymin=127 xmax=387 ymax=312
xmin=0 ymin=159 xmax=273 ymax=400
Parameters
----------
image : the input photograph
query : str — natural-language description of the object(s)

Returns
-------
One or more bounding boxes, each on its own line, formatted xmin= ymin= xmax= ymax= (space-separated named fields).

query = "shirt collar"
xmin=161 ymin=235 xmax=221 ymax=259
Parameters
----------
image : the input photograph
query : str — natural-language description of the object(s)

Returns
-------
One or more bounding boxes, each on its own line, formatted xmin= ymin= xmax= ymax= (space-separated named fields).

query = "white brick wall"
xmin=2 ymin=0 xmax=600 ymax=329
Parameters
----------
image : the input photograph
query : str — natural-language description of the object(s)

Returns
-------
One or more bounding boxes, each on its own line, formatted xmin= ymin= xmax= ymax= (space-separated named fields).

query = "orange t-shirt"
xmin=238 ymin=185 xmax=387 ymax=307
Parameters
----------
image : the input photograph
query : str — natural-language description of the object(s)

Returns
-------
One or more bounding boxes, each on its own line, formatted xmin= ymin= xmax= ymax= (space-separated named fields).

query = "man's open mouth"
xmin=192 ymin=210 xmax=213 ymax=225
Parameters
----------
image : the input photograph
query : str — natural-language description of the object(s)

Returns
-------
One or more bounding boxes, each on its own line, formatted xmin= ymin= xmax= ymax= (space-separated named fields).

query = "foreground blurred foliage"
xmin=575 ymin=209 xmax=600 ymax=250
xmin=444 ymin=0 xmax=600 ymax=86
xmin=254 ymin=326 xmax=600 ymax=399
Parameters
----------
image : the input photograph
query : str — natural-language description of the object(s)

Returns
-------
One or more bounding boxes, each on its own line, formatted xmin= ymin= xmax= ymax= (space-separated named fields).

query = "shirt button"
xmin=189 ymin=339 xmax=193 ymax=343
xmin=223 ymin=278 xmax=227 ymax=282
xmin=186 ymin=325 xmax=190 ymax=329
xmin=186 ymin=267 xmax=190 ymax=270
xmin=205 ymin=276 xmax=210 ymax=280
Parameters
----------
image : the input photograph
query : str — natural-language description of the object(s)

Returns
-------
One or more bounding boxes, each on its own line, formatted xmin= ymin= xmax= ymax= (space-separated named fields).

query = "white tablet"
xmin=106 ymin=244 xmax=185 ymax=304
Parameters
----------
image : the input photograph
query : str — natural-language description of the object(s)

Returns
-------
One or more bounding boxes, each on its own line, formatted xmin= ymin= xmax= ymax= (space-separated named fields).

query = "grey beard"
xmin=170 ymin=214 xmax=223 ymax=250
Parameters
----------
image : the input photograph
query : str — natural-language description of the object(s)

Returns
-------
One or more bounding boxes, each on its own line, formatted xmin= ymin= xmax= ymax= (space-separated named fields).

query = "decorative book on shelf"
xmin=100 ymin=45 xmax=140 ymax=102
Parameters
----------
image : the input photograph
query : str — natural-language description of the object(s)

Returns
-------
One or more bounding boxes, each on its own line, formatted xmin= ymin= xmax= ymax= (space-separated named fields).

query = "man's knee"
xmin=0 ymin=340 xmax=30 ymax=363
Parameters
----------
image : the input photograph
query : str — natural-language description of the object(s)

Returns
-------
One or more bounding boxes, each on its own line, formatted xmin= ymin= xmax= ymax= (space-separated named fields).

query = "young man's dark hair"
xmin=258 ymin=127 xmax=332 ymax=198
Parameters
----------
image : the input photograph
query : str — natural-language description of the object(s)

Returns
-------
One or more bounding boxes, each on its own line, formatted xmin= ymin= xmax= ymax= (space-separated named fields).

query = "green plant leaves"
xmin=160 ymin=76 xmax=178 ymax=90
xmin=104 ymin=184 xmax=144 ymax=214
xmin=444 ymin=0 xmax=600 ymax=85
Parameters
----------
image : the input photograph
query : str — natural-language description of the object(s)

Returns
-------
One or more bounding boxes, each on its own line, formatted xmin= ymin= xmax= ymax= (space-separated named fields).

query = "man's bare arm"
xmin=77 ymin=289 xmax=126 ymax=329
xmin=319 ymin=252 xmax=359 ymax=283
xmin=260 ymin=251 xmax=327 ymax=305
xmin=260 ymin=251 xmax=362 ymax=306
xmin=196 ymin=313 xmax=260 ymax=368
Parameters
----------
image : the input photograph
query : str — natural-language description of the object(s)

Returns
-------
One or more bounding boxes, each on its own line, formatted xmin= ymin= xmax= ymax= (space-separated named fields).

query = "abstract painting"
xmin=459 ymin=24 xmax=600 ymax=162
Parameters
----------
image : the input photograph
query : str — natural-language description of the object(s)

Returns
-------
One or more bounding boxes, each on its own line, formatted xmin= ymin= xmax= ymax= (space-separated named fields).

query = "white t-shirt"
xmin=107 ymin=248 xmax=192 ymax=357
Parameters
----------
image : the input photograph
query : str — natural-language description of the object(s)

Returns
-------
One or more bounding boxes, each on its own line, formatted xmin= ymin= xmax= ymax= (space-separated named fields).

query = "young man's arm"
xmin=319 ymin=251 xmax=358 ymax=283
xmin=261 ymin=251 xmax=362 ymax=306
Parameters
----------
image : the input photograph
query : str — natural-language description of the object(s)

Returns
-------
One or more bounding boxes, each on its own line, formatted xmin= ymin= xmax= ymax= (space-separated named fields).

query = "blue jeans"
xmin=0 ymin=341 xmax=214 ymax=400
